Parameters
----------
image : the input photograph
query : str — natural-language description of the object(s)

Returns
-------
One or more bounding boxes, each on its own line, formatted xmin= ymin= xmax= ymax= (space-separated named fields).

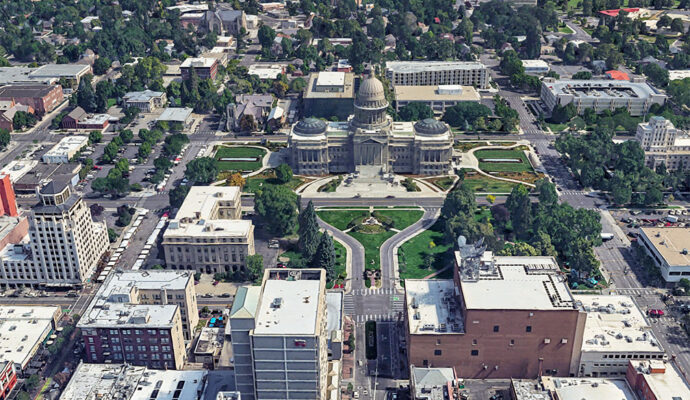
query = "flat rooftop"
xmin=164 ymin=218 xmax=252 ymax=238
xmin=0 ymin=306 xmax=58 ymax=368
xmin=175 ymin=186 xmax=240 ymax=221
xmin=575 ymin=295 xmax=663 ymax=353
xmin=157 ymin=107 xmax=193 ymax=122
xmin=0 ymin=160 xmax=38 ymax=182
xmin=79 ymin=114 xmax=109 ymax=125
xmin=181 ymin=57 xmax=217 ymax=68
xmin=316 ymin=71 xmax=345 ymax=87
xmin=386 ymin=61 xmax=487 ymax=73
xmin=105 ymin=269 xmax=192 ymax=292
xmin=405 ymin=279 xmax=464 ymax=335
xmin=543 ymin=79 xmax=660 ymax=99
xmin=254 ymin=278 xmax=322 ymax=336
xmin=394 ymin=85 xmax=481 ymax=102
xmin=639 ymin=227 xmax=690 ymax=266
xmin=540 ymin=377 xmax=636 ymax=400
xmin=194 ymin=327 xmax=223 ymax=355
xmin=43 ymin=136 xmax=88 ymax=158
xmin=326 ymin=292 xmax=343 ymax=335
xmin=29 ymin=64 xmax=90 ymax=78
xmin=630 ymin=360 xmax=690 ymax=399
xmin=59 ymin=363 xmax=207 ymax=400
xmin=522 ymin=59 xmax=550 ymax=69
xmin=459 ymin=255 xmax=575 ymax=311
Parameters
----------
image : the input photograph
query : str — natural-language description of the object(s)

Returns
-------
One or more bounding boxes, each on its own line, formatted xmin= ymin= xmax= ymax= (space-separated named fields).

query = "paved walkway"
xmin=316 ymin=217 xmax=364 ymax=293
xmin=459 ymin=142 xmax=537 ymax=188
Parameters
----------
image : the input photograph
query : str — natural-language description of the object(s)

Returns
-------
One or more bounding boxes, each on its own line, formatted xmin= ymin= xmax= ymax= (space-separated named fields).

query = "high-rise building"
xmin=162 ymin=186 xmax=255 ymax=275
xmin=230 ymin=269 xmax=330 ymax=400
xmin=635 ymin=116 xmax=690 ymax=171
xmin=0 ymin=174 xmax=18 ymax=217
xmin=0 ymin=179 xmax=108 ymax=288
xmin=385 ymin=61 xmax=490 ymax=89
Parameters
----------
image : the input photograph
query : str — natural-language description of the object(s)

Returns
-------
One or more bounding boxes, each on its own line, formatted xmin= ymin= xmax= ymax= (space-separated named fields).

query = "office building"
xmin=78 ymin=271 xmax=189 ymax=369
xmin=405 ymin=239 xmax=586 ymax=379
xmin=93 ymin=270 xmax=199 ymax=341
xmin=626 ymin=360 xmax=690 ymax=399
xmin=0 ymin=175 xmax=18 ymax=217
xmin=302 ymin=72 xmax=355 ymax=120
xmin=162 ymin=186 xmax=255 ymax=275
xmin=0 ymin=306 xmax=60 ymax=371
xmin=0 ymin=84 xmax=63 ymax=117
xmin=247 ymin=64 xmax=285 ymax=80
xmin=288 ymin=73 xmax=454 ymax=176
xmin=181 ymin=57 xmax=219 ymax=81
xmin=230 ymin=269 xmax=331 ymax=400
xmin=635 ymin=116 xmax=690 ymax=171
xmin=42 ymin=135 xmax=89 ymax=164
xmin=28 ymin=64 xmax=91 ymax=88
xmin=123 ymin=90 xmax=167 ymax=112
xmin=12 ymin=163 xmax=80 ymax=194
xmin=574 ymin=295 xmax=665 ymax=377
xmin=394 ymin=85 xmax=480 ymax=114
xmin=522 ymin=60 xmax=550 ymax=75
xmin=59 ymin=362 xmax=207 ymax=400
xmin=540 ymin=78 xmax=666 ymax=116
xmin=157 ymin=107 xmax=194 ymax=130
xmin=385 ymin=61 xmax=489 ymax=89
xmin=193 ymin=327 xmax=224 ymax=368
xmin=0 ymin=179 xmax=108 ymax=288
xmin=638 ymin=227 xmax=690 ymax=283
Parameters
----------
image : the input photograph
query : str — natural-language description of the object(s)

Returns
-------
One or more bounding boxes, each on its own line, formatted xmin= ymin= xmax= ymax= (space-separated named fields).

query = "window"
xmin=471 ymin=350 xmax=479 ymax=356
xmin=493 ymin=325 xmax=500 ymax=332
xmin=436 ymin=339 xmax=441 ymax=345
xmin=472 ymin=339 xmax=477 ymax=345
xmin=434 ymin=350 xmax=442 ymax=356
xmin=510 ymin=339 xmax=515 ymax=346
xmin=526 ymin=326 xmax=532 ymax=333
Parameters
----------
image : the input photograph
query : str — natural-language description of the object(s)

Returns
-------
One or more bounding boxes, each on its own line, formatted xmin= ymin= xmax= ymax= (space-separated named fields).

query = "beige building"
xmin=122 ymin=90 xmax=167 ymax=112
xmin=162 ymin=186 xmax=255 ymax=275
xmin=385 ymin=61 xmax=490 ymax=89
xmin=638 ymin=227 xmax=690 ymax=283
xmin=98 ymin=270 xmax=199 ymax=341
xmin=635 ymin=116 xmax=690 ymax=171
xmin=0 ymin=179 xmax=109 ymax=288
xmin=230 ymin=269 xmax=330 ymax=400
xmin=288 ymin=73 xmax=454 ymax=176
xmin=394 ymin=85 xmax=480 ymax=114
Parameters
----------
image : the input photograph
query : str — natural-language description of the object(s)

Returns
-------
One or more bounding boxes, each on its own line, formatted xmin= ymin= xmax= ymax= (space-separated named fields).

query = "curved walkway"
xmin=380 ymin=208 xmax=441 ymax=292
xmin=461 ymin=142 xmax=537 ymax=188
xmin=317 ymin=217 xmax=365 ymax=293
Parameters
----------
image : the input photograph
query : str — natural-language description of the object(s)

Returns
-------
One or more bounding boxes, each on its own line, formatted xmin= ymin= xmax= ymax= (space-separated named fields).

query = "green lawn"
xmin=461 ymin=174 xmax=520 ymax=193
xmin=214 ymin=146 xmax=266 ymax=172
xmin=349 ymin=230 xmax=396 ymax=271
xmin=244 ymin=174 xmax=304 ymax=193
xmin=107 ymin=98 xmax=117 ymax=108
xmin=317 ymin=210 xmax=369 ymax=231
xmin=558 ymin=25 xmax=574 ymax=34
xmin=474 ymin=148 xmax=534 ymax=173
xmin=373 ymin=209 xmax=423 ymax=230
xmin=398 ymin=221 xmax=454 ymax=280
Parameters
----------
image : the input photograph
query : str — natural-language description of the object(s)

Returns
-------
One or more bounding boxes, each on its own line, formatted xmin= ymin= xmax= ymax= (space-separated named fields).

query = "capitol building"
xmin=287 ymin=73 xmax=454 ymax=176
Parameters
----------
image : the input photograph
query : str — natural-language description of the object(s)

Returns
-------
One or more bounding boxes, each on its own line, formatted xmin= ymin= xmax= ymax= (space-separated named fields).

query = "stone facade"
xmin=635 ymin=116 xmax=690 ymax=171
xmin=288 ymin=73 xmax=453 ymax=176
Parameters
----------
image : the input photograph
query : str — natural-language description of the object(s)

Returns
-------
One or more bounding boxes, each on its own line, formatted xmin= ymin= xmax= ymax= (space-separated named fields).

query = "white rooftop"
xmin=543 ymin=79 xmax=660 ymax=99
xmin=405 ymin=280 xmax=464 ymax=335
xmin=541 ymin=377 xmax=636 ymax=400
xmin=575 ymin=295 xmax=663 ymax=353
xmin=248 ymin=64 xmax=284 ymax=80
xmin=43 ymin=135 xmax=89 ymax=159
xmin=157 ymin=107 xmax=193 ymax=122
xmin=0 ymin=306 xmax=58 ymax=369
xmin=79 ymin=114 xmax=109 ymax=125
xmin=175 ymin=186 xmax=241 ymax=221
xmin=181 ymin=57 xmax=217 ymax=68
xmin=316 ymin=71 xmax=345 ymax=87
xmin=59 ymin=362 xmax=207 ymax=400
xmin=254 ymin=279 xmax=322 ymax=336
xmin=459 ymin=256 xmax=575 ymax=311
xmin=0 ymin=160 xmax=38 ymax=182
xmin=630 ymin=360 xmax=690 ymax=399
xmin=386 ymin=61 xmax=487 ymax=73
xmin=669 ymin=70 xmax=690 ymax=81
xmin=164 ymin=218 xmax=252 ymax=238
xmin=522 ymin=59 xmax=550 ymax=69
xmin=104 ymin=269 xmax=192 ymax=292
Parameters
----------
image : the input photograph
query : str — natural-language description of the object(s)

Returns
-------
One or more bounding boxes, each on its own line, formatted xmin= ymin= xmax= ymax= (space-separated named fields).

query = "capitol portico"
xmin=287 ymin=73 xmax=454 ymax=176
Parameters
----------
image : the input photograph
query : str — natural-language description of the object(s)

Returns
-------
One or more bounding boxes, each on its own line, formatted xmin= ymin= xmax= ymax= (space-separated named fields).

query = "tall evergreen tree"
xmin=298 ymin=201 xmax=320 ymax=261
xmin=315 ymin=233 xmax=336 ymax=281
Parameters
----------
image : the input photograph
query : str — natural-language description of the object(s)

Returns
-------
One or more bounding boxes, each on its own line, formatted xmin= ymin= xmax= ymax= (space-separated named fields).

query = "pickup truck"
xmin=600 ymin=233 xmax=614 ymax=241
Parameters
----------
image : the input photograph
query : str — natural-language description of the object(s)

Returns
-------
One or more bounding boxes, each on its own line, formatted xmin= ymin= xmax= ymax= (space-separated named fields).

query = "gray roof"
xmin=414 ymin=118 xmax=449 ymax=136
xmin=29 ymin=64 xmax=90 ymax=78
xmin=157 ymin=107 xmax=193 ymax=122
xmin=294 ymin=118 xmax=327 ymax=135
xmin=38 ymin=177 xmax=70 ymax=195
xmin=0 ymin=84 xmax=58 ymax=99
xmin=66 ymin=106 xmax=87 ymax=121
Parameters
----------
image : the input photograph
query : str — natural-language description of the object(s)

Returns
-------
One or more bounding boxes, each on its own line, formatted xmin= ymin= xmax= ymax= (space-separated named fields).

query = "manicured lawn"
xmin=317 ymin=210 xmax=369 ymax=231
xmin=373 ymin=209 xmax=423 ymax=230
xmin=558 ymin=25 xmax=574 ymax=34
xmin=474 ymin=148 xmax=534 ymax=173
xmin=349 ymin=230 xmax=396 ymax=271
xmin=461 ymin=174 xmax=520 ymax=193
xmin=243 ymin=170 xmax=304 ymax=193
xmin=214 ymin=146 xmax=266 ymax=172
xmin=107 ymin=98 xmax=117 ymax=108
xmin=427 ymin=176 xmax=456 ymax=191
xmin=454 ymin=141 xmax=489 ymax=152
xmin=398 ymin=222 xmax=454 ymax=280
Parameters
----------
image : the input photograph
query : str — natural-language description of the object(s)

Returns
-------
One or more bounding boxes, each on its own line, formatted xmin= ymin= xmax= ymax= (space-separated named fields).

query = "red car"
xmin=648 ymin=309 xmax=664 ymax=317
xmin=93 ymin=165 xmax=102 ymax=170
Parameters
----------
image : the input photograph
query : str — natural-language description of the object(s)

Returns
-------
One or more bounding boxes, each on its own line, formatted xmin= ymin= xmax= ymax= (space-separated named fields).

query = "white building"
xmin=0 ymin=306 xmax=60 ymax=370
xmin=162 ymin=186 xmax=255 ymax=275
xmin=247 ymin=64 xmax=285 ymax=80
xmin=42 ymin=135 xmax=89 ymax=164
xmin=123 ymin=90 xmax=167 ymax=112
xmin=635 ymin=116 xmax=690 ymax=171
xmin=574 ymin=295 xmax=666 ymax=377
xmin=638 ymin=227 xmax=690 ymax=283
xmin=157 ymin=107 xmax=194 ymax=130
xmin=540 ymin=78 xmax=667 ymax=116
xmin=59 ymin=362 xmax=207 ymax=400
xmin=394 ymin=85 xmax=481 ymax=114
xmin=230 ymin=269 xmax=333 ymax=400
xmin=0 ymin=180 xmax=109 ymax=288
xmin=522 ymin=59 xmax=550 ymax=75
xmin=385 ymin=61 xmax=490 ymax=89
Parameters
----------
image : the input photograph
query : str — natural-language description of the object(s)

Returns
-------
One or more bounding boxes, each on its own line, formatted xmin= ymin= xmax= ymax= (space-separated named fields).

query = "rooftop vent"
xmin=272 ymin=298 xmax=283 ymax=309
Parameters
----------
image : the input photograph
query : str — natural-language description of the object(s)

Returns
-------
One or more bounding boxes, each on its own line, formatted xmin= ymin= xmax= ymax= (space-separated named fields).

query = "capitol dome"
xmin=414 ymin=118 xmax=449 ymax=136
xmin=294 ymin=118 xmax=328 ymax=135
xmin=355 ymin=72 xmax=388 ymax=109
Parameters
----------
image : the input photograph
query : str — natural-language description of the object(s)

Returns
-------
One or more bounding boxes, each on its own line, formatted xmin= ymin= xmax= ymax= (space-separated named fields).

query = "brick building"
xmin=0 ymin=84 xmax=63 ymax=117
xmin=0 ymin=361 xmax=16 ymax=400
xmin=0 ymin=175 xmax=17 ymax=217
xmin=180 ymin=57 xmax=218 ymax=81
xmin=60 ymin=107 xmax=86 ymax=129
xmin=405 ymin=240 xmax=586 ymax=379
